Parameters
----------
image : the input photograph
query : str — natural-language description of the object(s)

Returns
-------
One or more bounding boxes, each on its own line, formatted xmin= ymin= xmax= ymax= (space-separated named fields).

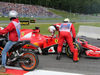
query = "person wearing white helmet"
xmin=56 ymin=18 xmax=76 ymax=60
xmin=48 ymin=25 xmax=56 ymax=37
xmin=0 ymin=10 xmax=21 ymax=72
xmin=48 ymin=18 xmax=70 ymax=37
xmin=48 ymin=18 xmax=76 ymax=61
xmin=48 ymin=23 xmax=61 ymax=38
xmin=9 ymin=10 xmax=18 ymax=20
xmin=63 ymin=18 xmax=70 ymax=23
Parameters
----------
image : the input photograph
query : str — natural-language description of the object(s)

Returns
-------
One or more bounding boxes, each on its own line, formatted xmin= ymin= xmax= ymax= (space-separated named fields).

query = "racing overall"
xmin=57 ymin=23 xmax=76 ymax=53
xmin=0 ymin=18 xmax=21 ymax=67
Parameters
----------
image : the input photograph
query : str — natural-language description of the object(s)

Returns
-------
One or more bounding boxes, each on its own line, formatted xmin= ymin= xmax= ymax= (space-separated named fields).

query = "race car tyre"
xmin=19 ymin=51 xmax=39 ymax=71
xmin=65 ymin=41 xmax=83 ymax=58
xmin=78 ymin=36 xmax=90 ymax=44
xmin=78 ymin=36 xmax=90 ymax=51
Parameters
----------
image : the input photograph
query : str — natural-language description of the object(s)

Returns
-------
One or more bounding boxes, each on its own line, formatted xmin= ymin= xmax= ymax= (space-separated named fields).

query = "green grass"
xmin=2 ymin=22 xmax=100 ymax=35
xmin=48 ymin=9 xmax=100 ymax=20
xmin=18 ymin=22 xmax=100 ymax=35
xmin=0 ymin=17 xmax=9 ymax=21
xmin=21 ymin=24 xmax=51 ymax=35
xmin=49 ymin=9 xmax=72 ymax=18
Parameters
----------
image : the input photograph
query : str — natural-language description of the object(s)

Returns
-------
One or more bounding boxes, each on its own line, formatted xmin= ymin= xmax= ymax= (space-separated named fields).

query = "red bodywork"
xmin=77 ymin=38 xmax=100 ymax=57
xmin=20 ymin=28 xmax=59 ymax=53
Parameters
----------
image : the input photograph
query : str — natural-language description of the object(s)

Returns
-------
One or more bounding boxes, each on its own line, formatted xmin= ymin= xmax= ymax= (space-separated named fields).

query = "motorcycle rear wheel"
xmin=19 ymin=51 xmax=39 ymax=71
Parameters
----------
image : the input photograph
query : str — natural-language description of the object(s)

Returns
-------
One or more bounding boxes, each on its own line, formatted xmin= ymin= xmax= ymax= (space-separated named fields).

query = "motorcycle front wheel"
xmin=19 ymin=51 xmax=39 ymax=71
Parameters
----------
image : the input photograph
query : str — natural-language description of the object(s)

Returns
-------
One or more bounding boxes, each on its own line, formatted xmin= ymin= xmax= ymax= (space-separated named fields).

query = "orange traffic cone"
xmin=73 ymin=48 xmax=79 ymax=62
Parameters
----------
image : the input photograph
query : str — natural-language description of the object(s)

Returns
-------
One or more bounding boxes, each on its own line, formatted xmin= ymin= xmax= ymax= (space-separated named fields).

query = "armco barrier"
xmin=77 ymin=25 xmax=100 ymax=39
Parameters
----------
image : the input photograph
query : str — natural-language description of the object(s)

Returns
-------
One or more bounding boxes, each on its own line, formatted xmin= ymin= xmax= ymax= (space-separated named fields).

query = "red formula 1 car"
xmin=20 ymin=26 xmax=100 ymax=58
xmin=20 ymin=27 xmax=82 ymax=57
xmin=77 ymin=37 xmax=100 ymax=58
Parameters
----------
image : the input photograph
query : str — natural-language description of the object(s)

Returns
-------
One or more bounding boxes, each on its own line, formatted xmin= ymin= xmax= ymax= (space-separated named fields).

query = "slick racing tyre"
xmin=79 ymin=37 xmax=89 ymax=44
xmin=78 ymin=36 xmax=89 ymax=51
xmin=20 ymin=51 xmax=39 ymax=71
xmin=65 ymin=41 xmax=83 ymax=58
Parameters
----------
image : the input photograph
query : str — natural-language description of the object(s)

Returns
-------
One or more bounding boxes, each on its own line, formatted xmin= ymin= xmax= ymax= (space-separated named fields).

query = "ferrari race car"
xmin=1 ymin=26 xmax=99 ymax=58
xmin=20 ymin=27 xmax=83 ymax=57
xmin=21 ymin=26 xmax=100 ymax=58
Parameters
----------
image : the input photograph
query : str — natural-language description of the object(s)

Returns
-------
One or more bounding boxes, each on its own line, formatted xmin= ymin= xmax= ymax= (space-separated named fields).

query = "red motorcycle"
xmin=0 ymin=33 xmax=39 ymax=71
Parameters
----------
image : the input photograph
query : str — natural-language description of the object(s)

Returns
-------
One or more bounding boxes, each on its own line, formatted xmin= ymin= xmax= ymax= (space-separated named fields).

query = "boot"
xmin=56 ymin=52 xmax=61 ymax=60
xmin=0 ymin=65 xmax=6 ymax=73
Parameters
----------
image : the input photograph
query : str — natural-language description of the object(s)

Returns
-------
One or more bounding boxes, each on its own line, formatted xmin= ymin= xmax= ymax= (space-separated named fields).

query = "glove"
xmin=73 ymin=38 xmax=75 ymax=42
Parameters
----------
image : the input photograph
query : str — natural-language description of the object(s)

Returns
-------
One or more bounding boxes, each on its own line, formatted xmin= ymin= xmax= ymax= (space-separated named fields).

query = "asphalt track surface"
xmin=37 ymin=37 xmax=100 ymax=75
xmin=11 ymin=37 xmax=100 ymax=75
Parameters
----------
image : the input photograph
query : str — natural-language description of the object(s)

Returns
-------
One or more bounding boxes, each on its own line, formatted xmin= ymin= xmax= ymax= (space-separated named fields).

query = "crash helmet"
xmin=0 ymin=27 xmax=4 ymax=30
xmin=9 ymin=10 xmax=18 ymax=20
xmin=63 ymin=18 xmax=70 ymax=23
xmin=48 ymin=26 xmax=56 ymax=33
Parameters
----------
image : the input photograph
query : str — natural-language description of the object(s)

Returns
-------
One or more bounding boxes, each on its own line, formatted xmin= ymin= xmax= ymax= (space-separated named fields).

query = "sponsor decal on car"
xmin=21 ymin=32 xmax=25 ymax=36
xmin=48 ymin=46 xmax=55 ymax=53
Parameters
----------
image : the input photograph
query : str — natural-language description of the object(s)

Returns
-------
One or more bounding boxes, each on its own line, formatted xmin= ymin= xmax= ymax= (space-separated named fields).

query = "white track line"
xmin=4 ymin=66 xmax=84 ymax=75
xmin=24 ymin=69 xmax=84 ymax=75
